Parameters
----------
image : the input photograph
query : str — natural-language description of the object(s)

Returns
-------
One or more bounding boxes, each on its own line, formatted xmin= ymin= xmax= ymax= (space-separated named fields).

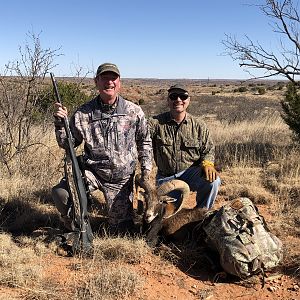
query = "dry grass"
xmin=218 ymin=166 xmax=276 ymax=204
xmin=93 ymin=236 xmax=149 ymax=264
xmin=73 ymin=261 xmax=142 ymax=300
xmin=0 ymin=233 xmax=43 ymax=287
xmin=0 ymin=232 xmax=151 ymax=299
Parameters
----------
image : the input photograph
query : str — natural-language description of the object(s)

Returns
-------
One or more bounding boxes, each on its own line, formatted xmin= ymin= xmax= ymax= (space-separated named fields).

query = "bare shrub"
xmin=0 ymin=32 xmax=61 ymax=176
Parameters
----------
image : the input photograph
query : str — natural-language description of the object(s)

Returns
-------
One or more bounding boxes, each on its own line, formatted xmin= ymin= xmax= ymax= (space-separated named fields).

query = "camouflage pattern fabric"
xmin=84 ymin=170 xmax=134 ymax=225
xmin=54 ymin=95 xmax=152 ymax=225
xmin=202 ymin=197 xmax=283 ymax=278
xmin=55 ymin=95 xmax=152 ymax=182
xmin=148 ymin=112 xmax=215 ymax=177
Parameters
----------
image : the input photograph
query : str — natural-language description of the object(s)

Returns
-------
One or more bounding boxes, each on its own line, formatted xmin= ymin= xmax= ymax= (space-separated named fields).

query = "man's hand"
xmin=54 ymin=102 xmax=68 ymax=119
xmin=203 ymin=165 xmax=218 ymax=183
xmin=202 ymin=160 xmax=218 ymax=182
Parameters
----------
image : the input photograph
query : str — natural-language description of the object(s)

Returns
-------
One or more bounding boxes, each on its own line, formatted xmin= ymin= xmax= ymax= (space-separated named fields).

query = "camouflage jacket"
xmin=55 ymin=95 xmax=152 ymax=182
xmin=148 ymin=112 xmax=215 ymax=177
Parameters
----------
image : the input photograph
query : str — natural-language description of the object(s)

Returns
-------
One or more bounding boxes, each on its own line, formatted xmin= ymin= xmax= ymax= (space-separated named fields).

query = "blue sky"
xmin=0 ymin=0 xmax=281 ymax=79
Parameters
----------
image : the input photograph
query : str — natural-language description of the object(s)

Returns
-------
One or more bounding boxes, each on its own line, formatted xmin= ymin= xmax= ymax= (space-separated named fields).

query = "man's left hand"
xmin=203 ymin=165 xmax=218 ymax=182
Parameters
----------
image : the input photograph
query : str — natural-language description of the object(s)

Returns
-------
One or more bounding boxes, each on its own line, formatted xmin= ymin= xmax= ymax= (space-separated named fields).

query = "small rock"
xmin=189 ymin=289 xmax=197 ymax=295
xmin=268 ymin=286 xmax=277 ymax=292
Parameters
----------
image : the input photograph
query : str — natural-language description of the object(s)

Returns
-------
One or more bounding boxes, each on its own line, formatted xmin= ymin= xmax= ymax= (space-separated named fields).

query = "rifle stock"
xmin=50 ymin=73 xmax=93 ymax=255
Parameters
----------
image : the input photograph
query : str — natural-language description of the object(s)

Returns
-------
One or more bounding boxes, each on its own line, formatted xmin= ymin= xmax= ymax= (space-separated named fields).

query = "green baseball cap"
xmin=96 ymin=63 xmax=120 ymax=77
xmin=168 ymin=84 xmax=188 ymax=94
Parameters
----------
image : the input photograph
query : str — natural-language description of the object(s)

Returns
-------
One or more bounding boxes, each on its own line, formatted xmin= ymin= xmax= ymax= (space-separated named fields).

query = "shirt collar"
xmin=166 ymin=112 xmax=189 ymax=125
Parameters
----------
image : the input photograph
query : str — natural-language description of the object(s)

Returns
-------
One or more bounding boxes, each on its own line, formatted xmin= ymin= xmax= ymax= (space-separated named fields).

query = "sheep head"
xmin=135 ymin=174 xmax=190 ymax=223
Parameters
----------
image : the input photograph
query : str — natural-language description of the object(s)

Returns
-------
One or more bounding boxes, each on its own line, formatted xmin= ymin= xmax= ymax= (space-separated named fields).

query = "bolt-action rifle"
xmin=50 ymin=73 xmax=93 ymax=255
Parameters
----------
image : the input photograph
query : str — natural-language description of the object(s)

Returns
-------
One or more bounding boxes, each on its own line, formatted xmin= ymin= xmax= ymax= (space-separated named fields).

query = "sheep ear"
xmin=163 ymin=203 xmax=177 ymax=219
xmin=163 ymin=196 xmax=185 ymax=219
xmin=161 ymin=196 xmax=176 ymax=203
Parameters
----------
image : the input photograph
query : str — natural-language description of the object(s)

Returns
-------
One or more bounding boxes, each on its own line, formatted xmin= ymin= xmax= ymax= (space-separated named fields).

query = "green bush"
xmin=36 ymin=81 xmax=90 ymax=119
xmin=281 ymin=83 xmax=300 ymax=142
xmin=212 ymin=91 xmax=220 ymax=95
xmin=277 ymin=82 xmax=286 ymax=90
xmin=238 ymin=86 xmax=248 ymax=93
xmin=257 ymin=87 xmax=266 ymax=95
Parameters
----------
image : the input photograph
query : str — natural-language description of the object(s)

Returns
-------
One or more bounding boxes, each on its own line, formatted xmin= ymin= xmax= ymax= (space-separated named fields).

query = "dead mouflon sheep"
xmin=135 ymin=175 xmax=209 ymax=247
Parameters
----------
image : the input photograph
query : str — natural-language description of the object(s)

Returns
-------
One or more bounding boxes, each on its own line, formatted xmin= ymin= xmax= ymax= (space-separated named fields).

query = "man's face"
xmin=167 ymin=89 xmax=190 ymax=115
xmin=95 ymin=71 xmax=121 ymax=104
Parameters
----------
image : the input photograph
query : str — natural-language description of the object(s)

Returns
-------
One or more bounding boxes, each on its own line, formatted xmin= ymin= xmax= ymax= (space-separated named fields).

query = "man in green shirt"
xmin=148 ymin=84 xmax=221 ymax=208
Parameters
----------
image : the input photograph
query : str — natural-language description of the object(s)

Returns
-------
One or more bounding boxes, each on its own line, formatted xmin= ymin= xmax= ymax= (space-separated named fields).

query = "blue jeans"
xmin=156 ymin=166 xmax=221 ymax=209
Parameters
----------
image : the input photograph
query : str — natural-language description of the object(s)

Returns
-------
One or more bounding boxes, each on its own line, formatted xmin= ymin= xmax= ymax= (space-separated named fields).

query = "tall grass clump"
xmin=74 ymin=262 xmax=142 ymax=300
xmin=71 ymin=236 xmax=149 ymax=300
xmin=0 ymin=233 xmax=43 ymax=287
xmin=93 ymin=235 xmax=149 ymax=264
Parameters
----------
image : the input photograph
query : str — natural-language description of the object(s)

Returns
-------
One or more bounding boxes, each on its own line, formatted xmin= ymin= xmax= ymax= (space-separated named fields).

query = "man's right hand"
xmin=54 ymin=102 xmax=68 ymax=119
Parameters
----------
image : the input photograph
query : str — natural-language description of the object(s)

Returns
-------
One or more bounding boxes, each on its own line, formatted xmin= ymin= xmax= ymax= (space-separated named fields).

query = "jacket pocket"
xmin=181 ymin=139 xmax=200 ymax=161
xmin=156 ymin=136 xmax=172 ymax=147
xmin=182 ymin=139 xmax=199 ymax=149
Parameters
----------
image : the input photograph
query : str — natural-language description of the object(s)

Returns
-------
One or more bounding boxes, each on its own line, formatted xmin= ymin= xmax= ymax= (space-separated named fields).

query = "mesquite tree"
xmin=223 ymin=0 xmax=299 ymax=82
xmin=223 ymin=0 xmax=300 ymax=141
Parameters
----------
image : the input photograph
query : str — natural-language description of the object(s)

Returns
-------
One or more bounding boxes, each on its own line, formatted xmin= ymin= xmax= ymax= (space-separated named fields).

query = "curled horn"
xmin=157 ymin=179 xmax=190 ymax=214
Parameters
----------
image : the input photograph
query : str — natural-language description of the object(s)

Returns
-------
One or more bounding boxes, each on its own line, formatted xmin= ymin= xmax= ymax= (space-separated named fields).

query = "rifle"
xmin=50 ymin=73 xmax=93 ymax=256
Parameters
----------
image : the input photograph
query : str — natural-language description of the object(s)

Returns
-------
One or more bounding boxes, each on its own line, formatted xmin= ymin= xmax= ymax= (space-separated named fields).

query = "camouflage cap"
xmin=96 ymin=63 xmax=120 ymax=77
xmin=168 ymin=84 xmax=189 ymax=94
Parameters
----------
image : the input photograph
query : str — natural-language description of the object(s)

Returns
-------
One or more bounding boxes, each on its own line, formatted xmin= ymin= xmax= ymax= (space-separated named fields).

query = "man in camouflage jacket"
xmin=149 ymin=84 xmax=220 ymax=208
xmin=52 ymin=63 xmax=152 ymax=233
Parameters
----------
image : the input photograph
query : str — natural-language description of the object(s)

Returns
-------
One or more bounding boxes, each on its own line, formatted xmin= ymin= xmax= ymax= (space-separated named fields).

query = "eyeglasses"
xmin=168 ymin=93 xmax=189 ymax=101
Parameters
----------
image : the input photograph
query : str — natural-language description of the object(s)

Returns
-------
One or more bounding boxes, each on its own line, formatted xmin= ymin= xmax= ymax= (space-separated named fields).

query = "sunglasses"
xmin=168 ymin=93 xmax=189 ymax=101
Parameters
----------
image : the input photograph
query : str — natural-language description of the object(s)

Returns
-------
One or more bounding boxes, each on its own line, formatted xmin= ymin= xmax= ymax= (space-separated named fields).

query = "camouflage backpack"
xmin=202 ymin=197 xmax=283 ymax=279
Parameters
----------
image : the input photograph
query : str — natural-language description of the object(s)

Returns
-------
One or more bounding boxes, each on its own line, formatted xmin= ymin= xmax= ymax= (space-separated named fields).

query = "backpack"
xmin=202 ymin=197 xmax=283 ymax=279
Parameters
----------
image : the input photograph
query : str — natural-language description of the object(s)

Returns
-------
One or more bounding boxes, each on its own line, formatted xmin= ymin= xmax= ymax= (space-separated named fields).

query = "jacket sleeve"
xmin=198 ymin=120 xmax=215 ymax=163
